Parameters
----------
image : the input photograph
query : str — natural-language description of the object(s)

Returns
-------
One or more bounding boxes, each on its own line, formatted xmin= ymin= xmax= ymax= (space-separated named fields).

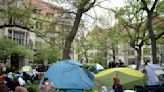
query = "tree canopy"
xmin=0 ymin=38 xmax=32 ymax=63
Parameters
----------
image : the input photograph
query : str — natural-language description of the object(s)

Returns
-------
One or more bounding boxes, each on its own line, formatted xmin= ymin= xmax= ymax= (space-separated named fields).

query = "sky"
xmin=43 ymin=0 xmax=125 ymax=31
xmin=83 ymin=0 xmax=125 ymax=31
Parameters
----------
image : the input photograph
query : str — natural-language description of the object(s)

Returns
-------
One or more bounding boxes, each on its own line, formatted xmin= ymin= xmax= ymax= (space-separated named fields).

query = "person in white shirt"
xmin=99 ymin=85 xmax=108 ymax=92
xmin=18 ymin=77 xmax=26 ymax=86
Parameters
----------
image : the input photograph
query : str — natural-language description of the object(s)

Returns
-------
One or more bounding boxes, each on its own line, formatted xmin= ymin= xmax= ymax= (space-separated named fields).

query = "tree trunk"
xmin=112 ymin=43 xmax=116 ymax=63
xmin=136 ymin=47 xmax=142 ymax=69
xmin=62 ymin=10 xmax=83 ymax=60
xmin=84 ymin=50 xmax=88 ymax=63
xmin=147 ymin=11 xmax=157 ymax=63
xmin=82 ymin=44 xmax=88 ymax=63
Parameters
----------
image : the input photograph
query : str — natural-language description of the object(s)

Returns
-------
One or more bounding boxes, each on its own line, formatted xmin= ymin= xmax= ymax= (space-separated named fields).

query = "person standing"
xmin=112 ymin=77 xmax=123 ymax=92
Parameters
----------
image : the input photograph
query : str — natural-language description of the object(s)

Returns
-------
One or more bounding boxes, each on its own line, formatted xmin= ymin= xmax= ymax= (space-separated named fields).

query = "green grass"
xmin=24 ymin=81 xmax=39 ymax=92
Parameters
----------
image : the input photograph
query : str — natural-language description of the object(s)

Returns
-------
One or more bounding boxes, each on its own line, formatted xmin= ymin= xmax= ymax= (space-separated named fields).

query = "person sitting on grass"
xmin=40 ymin=77 xmax=55 ymax=92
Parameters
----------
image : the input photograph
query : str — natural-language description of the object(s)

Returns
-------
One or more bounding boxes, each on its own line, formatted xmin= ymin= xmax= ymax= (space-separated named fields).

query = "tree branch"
xmin=83 ymin=0 xmax=96 ymax=13
xmin=151 ymin=0 xmax=159 ymax=12
xmin=95 ymin=4 xmax=115 ymax=12
xmin=156 ymin=32 xmax=164 ymax=40
xmin=129 ymin=8 xmax=144 ymax=21
xmin=0 ymin=24 xmax=63 ymax=49
xmin=0 ymin=24 xmax=32 ymax=30
xmin=140 ymin=0 xmax=149 ymax=11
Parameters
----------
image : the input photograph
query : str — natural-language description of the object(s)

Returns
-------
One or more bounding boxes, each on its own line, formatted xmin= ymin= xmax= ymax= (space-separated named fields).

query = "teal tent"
xmin=41 ymin=60 xmax=94 ymax=91
xmin=88 ymin=63 xmax=105 ymax=74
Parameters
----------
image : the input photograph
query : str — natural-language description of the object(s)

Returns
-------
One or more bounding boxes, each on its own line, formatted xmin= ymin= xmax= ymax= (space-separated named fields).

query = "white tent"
xmin=145 ymin=63 xmax=164 ymax=85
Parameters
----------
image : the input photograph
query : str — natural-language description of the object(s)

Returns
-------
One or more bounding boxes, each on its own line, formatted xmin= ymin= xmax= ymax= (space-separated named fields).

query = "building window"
xmin=128 ymin=58 xmax=136 ymax=64
xmin=8 ymin=29 xmax=12 ymax=38
xmin=8 ymin=29 xmax=27 ymax=45
xmin=143 ymin=48 xmax=150 ymax=55
xmin=128 ymin=50 xmax=135 ymax=55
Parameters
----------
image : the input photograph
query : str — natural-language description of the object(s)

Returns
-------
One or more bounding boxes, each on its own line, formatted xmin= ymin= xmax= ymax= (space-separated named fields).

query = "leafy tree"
xmin=115 ymin=0 xmax=164 ymax=65
xmin=0 ymin=0 xmax=97 ymax=61
xmin=138 ymin=0 xmax=164 ymax=63
xmin=154 ymin=16 xmax=164 ymax=44
xmin=86 ymin=26 xmax=108 ymax=65
xmin=115 ymin=0 xmax=148 ymax=67
xmin=0 ymin=1 xmax=65 ymax=61
xmin=75 ymin=26 xmax=90 ymax=63
xmin=34 ymin=44 xmax=61 ymax=64
xmin=107 ymin=25 xmax=125 ymax=63
xmin=58 ymin=0 xmax=96 ymax=59
xmin=0 ymin=38 xmax=32 ymax=63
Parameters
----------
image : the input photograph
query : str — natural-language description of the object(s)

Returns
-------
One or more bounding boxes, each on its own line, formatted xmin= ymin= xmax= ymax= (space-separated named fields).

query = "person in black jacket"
xmin=113 ymin=77 xmax=123 ymax=92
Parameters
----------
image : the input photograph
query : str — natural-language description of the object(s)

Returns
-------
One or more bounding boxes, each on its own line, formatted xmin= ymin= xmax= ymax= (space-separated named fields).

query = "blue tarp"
xmin=41 ymin=60 xmax=94 ymax=90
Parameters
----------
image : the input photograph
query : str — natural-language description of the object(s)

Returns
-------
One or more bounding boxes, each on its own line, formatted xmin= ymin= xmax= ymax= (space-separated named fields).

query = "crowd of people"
xmin=108 ymin=60 xmax=125 ymax=68
xmin=0 ymin=69 xmax=39 ymax=92
xmin=0 ymin=63 xmax=57 ymax=92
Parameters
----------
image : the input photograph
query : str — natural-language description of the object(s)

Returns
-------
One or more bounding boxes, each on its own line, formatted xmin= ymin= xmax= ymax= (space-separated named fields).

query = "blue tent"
xmin=41 ymin=60 xmax=94 ymax=90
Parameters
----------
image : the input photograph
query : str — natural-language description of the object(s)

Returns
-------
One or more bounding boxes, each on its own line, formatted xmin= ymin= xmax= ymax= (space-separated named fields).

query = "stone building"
xmin=0 ymin=0 xmax=63 ymax=68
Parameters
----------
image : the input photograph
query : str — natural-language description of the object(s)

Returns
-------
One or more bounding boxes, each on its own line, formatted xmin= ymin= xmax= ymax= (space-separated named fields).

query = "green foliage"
xmin=154 ymin=16 xmax=164 ymax=44
xmin=156 ymin=0 xmax=164 ymax=14
xmin=91 ymin=55 xmax=107 ymax=67
xmin=34 ymin=44 xmax=61 ymax=64
xmin=115 ymin=0 xmax=149 ymax=50
xmin=108 ymin=26 xmax=125 ymax=43
xmin=0 ymin=38 xmax=32 ymax=62
xmin=24 ymin=81 xmax=39 ymax=92
xmin=87 ymin=26 xmax=108 ymax=51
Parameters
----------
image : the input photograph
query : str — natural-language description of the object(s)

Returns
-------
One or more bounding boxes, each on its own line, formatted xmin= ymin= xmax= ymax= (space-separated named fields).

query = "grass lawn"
xmin=24 ymin=81 xmax=39 ymax=92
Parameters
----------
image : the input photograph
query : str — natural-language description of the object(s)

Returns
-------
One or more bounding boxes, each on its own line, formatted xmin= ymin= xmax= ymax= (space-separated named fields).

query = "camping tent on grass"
xmin=145 ymin=63 xmax=164 ymax=85
xmin=93 ymin=68 xmax=146 ymax=91
xmin=41 ymin=60 xmax=94 ymax=91
xmin=20 ymin=65 xmax=32 ymax=73
xmin=88 ymin=63 xmax=105 ymax=74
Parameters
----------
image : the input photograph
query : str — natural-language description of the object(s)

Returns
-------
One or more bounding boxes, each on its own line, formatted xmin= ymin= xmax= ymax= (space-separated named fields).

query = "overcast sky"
xmin=84 ymin=0 xmax=125 ymax=30
xmin=43 ymin=0 xmax=125 ymax=31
